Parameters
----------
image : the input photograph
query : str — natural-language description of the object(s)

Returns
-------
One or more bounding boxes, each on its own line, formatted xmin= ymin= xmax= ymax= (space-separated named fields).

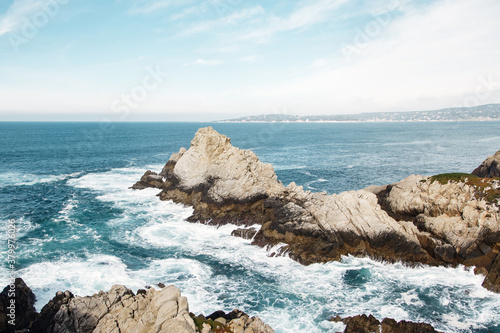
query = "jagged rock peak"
xmin=472 ymin=150 xmax=500 ymax=178
xmin=171 ymin=126 xmax=284 ymax=203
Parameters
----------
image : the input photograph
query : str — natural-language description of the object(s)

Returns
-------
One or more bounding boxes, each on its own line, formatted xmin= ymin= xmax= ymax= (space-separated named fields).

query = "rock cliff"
xmin=1 ymin=279 xmax=274 ymax=333
xmin=133 ymin=127 xmax=500 ymax=292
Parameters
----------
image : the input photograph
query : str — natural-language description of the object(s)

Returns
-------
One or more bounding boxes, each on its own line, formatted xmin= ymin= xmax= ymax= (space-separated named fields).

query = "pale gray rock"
xmin=50 ymin=284 xmax=196 ymax=333
xmin=384 ymin=175 xmax=499 ymax=256
xmin=172 ymin=127 xmax=284 ymax=203
xmin=244 ymin=316 xmax=275 ymax=333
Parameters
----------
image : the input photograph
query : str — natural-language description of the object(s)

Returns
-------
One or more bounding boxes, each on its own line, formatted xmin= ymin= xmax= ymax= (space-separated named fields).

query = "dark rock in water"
xmin=482 ymin=245 xmax=500 ymax=292
xmin=380 ymin=318 xmax=440 ymax=333
xmin=132 ymin=127 xmax=500 ymax=293
xmin=131 ymin=170 xmax=165 ymax=189
xmin=232 ymin=227 xmax=258 ymax=240
xmin=342 ymin=314 xmax=380 ymax=332
xmin=336 ymin=314 xmax=442 ymax=333
xmin=0 ymin=278 xmax=38 ymax=332
xmin=472 ymin=150 xmax=500 ymax=178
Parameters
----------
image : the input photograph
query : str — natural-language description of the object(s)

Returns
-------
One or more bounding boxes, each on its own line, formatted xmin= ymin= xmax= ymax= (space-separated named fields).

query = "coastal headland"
xmin=133 ymin=127 xmax=500 ymax=293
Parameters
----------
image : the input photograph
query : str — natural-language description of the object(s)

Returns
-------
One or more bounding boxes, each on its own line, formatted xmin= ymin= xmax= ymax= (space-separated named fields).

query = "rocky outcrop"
xmin=1 ymin=279 xmax=273 ymax=333
xmin=31 ymin=289 xmax=74 ymax=332
xmin=133 ymin=127 xmax=500 ymax=292
xmin=0 ymin=277 xmax=38 ymax=332
xmin=332 ymin=314 xmax=442 ymax=333
xmin=191 ymin=309 xmax=274 ymax=333
xmin=472 ymin=150 xmax=500 ymax=178
xmin=45 ymin=284 xmax=196 ymax=333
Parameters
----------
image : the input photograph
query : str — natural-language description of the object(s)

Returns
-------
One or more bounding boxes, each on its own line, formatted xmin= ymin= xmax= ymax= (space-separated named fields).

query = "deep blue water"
xmin=0 ymin=121 xmax=499 ymax=332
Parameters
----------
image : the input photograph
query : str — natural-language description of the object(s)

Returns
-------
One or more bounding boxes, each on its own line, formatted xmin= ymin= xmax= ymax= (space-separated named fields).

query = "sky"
xmin=0 ymin=0 xmax=499 ymax=121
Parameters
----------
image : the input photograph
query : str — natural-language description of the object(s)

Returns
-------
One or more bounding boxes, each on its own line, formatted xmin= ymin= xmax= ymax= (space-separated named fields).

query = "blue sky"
xmin=0 ymin=0 xmax=499 ymax=121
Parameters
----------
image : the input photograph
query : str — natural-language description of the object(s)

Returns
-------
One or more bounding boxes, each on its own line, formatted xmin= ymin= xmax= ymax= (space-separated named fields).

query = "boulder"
xmin=232 ymin=227 xmax=258 ymax=240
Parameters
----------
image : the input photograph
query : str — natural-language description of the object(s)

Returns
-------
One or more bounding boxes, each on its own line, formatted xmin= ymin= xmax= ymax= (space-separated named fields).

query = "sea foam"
xmin=3 ymin=166 xmax=500 ymax=333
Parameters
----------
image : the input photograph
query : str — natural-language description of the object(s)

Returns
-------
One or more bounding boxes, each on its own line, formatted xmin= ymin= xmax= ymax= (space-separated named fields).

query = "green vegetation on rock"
xmin=429 ymin=173 xmax=479 ymax=184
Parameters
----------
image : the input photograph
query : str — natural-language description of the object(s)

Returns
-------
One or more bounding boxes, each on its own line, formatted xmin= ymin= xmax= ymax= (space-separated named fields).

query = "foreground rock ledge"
xmin=1 ymin=279 xmax=442 ymax=333
xmin=133 ymin=127 xmax=500 ymax=292
xmin=0 ymin=278 xmax=274 ymax=333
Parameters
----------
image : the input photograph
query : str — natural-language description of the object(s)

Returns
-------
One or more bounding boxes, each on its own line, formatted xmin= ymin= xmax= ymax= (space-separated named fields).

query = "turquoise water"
xmin=0 ymin=121 xmax=499 ymax=332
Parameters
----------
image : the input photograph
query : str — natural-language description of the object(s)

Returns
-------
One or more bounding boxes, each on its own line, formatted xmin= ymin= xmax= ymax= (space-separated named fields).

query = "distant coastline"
xmin=216 ymin=103 xmax=500 ymax=123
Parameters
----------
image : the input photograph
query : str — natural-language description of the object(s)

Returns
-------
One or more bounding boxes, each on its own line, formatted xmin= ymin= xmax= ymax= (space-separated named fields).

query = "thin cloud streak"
xmin=0 ymin=0 xmax=44 ymax=35
xmin=193 ymin=58 xmax=222 ymax=66
xmin=178 ymin=5 xmax=265 ymax=36
xmin=234 ymin=0 xmax=349 ymax=42
xmin=128 ymin=0 xmax=193 ymax=15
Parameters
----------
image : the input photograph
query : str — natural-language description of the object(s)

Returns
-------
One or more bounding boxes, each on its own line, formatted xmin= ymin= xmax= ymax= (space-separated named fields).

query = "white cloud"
xmin=310 ymin=58 xmax=330 ymax=67
xmin=169 ymin=4 xmax=205 ymax=21
xmin=179 ymin=6 xmax=265 ymax=36
xmin=247 ymin=0 xmax=500 ymax=113
xmin=128 ymin=0 xmax=192 ymax=15
xmin=241 ymin=55 xmax=259 ymax=63
xmin=193 ymin=58 xmax=222 ymax=66
xmin=234 ymin=0 xmax=348 ymax=42
xmin=0 ymin=0 xmax=45 ymax=35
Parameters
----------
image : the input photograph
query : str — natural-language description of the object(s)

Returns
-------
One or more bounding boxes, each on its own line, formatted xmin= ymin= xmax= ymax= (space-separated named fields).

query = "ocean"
xmin=1 ymin=121 xmax=499 ymax=332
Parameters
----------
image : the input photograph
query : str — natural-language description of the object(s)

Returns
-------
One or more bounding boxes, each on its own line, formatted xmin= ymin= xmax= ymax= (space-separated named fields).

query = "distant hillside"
xmin=217 ymin=104 xmax=500 ymax=122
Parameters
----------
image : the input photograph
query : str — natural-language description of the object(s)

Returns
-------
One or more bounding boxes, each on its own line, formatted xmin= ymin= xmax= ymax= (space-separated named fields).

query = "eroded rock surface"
xmin=45 ymin=284 xmax=195 ymax=333
xmin=133 ymin=127 xmax=500 ymax=292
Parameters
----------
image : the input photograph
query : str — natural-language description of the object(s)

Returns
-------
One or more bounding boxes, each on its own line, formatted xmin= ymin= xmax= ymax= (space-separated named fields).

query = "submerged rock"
xmin=133 ymin=127 xmax=500 ymax=292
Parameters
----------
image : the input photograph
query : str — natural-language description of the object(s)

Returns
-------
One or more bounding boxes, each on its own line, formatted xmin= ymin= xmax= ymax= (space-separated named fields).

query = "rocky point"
xmin=133 ymin=127 xmax=500 ymax=293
